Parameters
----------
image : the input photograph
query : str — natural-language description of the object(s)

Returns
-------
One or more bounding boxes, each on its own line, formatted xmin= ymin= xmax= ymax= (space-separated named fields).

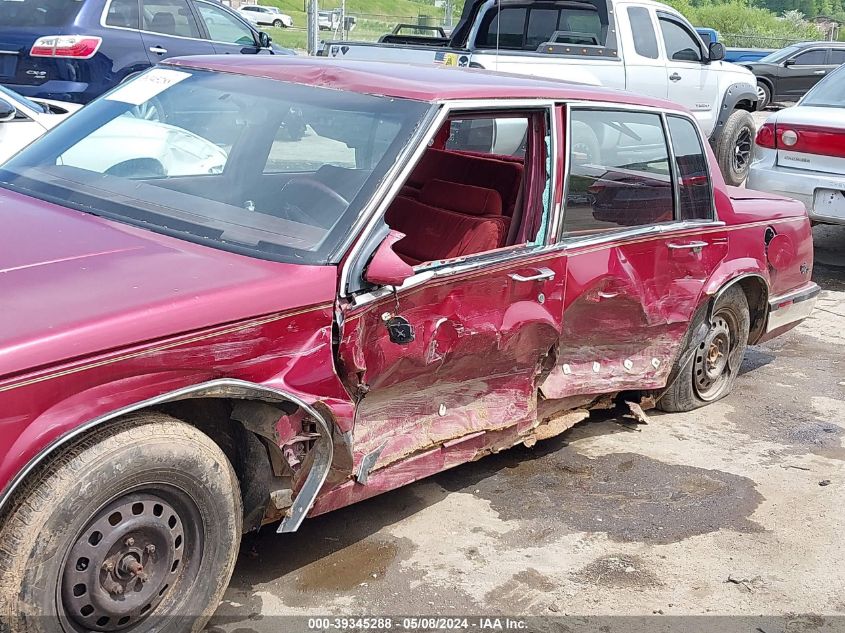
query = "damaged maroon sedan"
xmin=0 ymin=58 xmax=818 ymax=631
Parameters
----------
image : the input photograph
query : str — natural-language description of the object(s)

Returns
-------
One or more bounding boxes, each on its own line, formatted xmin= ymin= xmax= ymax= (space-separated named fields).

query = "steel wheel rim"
xmin=59 ymin=487 xmax=203 ymax=632
xmin=733 ymin=128 xmax=752 ymax=173
xmin=693 ymin=308 xmax=740 ymax=401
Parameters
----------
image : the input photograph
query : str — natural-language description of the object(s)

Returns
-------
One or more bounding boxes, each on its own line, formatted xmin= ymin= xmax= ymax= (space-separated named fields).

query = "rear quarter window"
xmin=0 ymin=0 xmax=85 ymax=27
xmin=667 ymin=116 xmax=712 ymax=221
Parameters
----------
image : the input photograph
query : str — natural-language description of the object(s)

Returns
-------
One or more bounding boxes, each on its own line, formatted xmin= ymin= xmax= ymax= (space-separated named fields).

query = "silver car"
xmin=748 ymin=64 xmax=845 ymax=225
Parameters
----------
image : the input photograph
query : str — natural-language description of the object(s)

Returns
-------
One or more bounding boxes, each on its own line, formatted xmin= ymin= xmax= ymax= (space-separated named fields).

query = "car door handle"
xmin=669 ymin=240 xmax=708 ymax=252
xmin=669 ymin=72 xmax=682 ymax=82
xmin=509 ymin=267 xmax=555 ymax=283
xmin=149 ymin=46 xmax=168 ymax=55
xmin=814 ymin=70 xmax=826 ymax=75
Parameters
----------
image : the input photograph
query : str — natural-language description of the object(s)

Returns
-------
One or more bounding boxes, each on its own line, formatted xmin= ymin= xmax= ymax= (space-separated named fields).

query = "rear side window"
xmin=142 ymin=0 xmax=201 ymax=38
xmin=106 ymin=0 xmax=141 ymax=29
xmin=564 ymin=109 xmax=673 ymax=235
xmin=0 ymin=0 xmax=84 ymax=27
xmin=830 ymin=49 xmax=845 ymax=65
xmin=667 ymin=116 xmax=712 ymax=220
xmin=627 ymin=7 xmax=659 ymax=59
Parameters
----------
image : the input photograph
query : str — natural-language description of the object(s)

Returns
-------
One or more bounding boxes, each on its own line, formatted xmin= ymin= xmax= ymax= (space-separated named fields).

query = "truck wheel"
xmin=757 ymin=83 xmax=771 ymax=110
xmin=715 ymin=109 xmax=755 ymax=186
xmin=658 ymin=285 xmax=750 ymax=412
xmin=0 ymin=413 xmax=241 ymax=633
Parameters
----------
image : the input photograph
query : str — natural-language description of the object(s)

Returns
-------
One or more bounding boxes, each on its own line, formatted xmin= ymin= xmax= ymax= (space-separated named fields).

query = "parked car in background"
xmin=0 ymin=85 xmax=80 ymax=163
xmin=323 ymin=0 xmax=761 ymax=186
xmin=748 ymin=64 xmax=845 ymax=226
xmin=318 ymin=9 xmax=341 ymax=31
xmin=0 ymin=57 xmax=817 ymax=631
xmin=0 ymin=0 xmax=291 ymax=104
xmin=741 ymin=41 xmax=845 ymax=109
xmin=239 ymin=4 xmax=293 ymax=28
xmin=694 ymin=28 xmax=774 ymax=63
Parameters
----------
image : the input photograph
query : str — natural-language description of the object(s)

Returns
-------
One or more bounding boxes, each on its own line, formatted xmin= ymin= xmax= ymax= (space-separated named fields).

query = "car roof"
xmin=163 ymin=57 xmax=680 ymax=109
xmin=793 ymin=41 xmax=845 ymax=48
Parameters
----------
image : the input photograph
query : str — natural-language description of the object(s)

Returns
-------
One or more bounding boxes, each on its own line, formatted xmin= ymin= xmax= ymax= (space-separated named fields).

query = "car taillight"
xmin=776 ymin=124 xmax=845 ymax=159
xmin=755 ymin=122 xmax=776 ymax=149
xmin=30 ymin=36 xmax=102 ymax=59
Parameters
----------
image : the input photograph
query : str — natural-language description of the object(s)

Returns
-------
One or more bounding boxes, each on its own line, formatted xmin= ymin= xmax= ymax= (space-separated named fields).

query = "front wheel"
xmin=0 ymin=413 xmax=242 ymax=633
xmin=757 ymin=83 xmax=771 ymax=110
xmin=273 ymin=19 xmax=283 ymax=27
xmin=658 ymin=285 xmax=750 ymax=412
xmin=714 ymin=109 xmax=755 ymax=186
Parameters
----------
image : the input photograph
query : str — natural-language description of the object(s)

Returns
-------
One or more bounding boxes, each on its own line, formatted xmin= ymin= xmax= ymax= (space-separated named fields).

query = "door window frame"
xmin=557 ymin=102 xmax=720 ymax=248
xmin=339 ymin=99 xmax=562 ymax=301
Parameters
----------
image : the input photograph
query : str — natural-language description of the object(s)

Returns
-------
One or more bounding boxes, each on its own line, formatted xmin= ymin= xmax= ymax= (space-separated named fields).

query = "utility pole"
xmin=307 ymin=0 xmax=318 ymax=55
xmin=341 ymin=0 xmax=346 ymax=40
xmin=446 ymin=0 xmax=453 ymax=28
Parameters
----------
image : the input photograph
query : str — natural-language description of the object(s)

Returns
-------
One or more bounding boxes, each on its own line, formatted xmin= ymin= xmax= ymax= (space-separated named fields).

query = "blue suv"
xmin=0 ymin=0 xmax=292 ymax=104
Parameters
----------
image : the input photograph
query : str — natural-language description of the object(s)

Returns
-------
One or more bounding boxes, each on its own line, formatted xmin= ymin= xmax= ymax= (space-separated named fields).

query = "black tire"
xmin=273 ymin=19 xmax=283 ymax=27
xmin=757 ymin=82 xmax=772 ymax=110
xmin=0 ymin=413 xmax=242 ymax=633
xmin=658 ymin=285 xmax=750 ymax=413
xmin=714 ymin=109 xmax=755 ymax=186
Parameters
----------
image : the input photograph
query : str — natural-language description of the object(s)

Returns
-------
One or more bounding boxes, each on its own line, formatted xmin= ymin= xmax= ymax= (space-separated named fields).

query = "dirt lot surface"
xmin=206 ymin=221 xmax=845 ymax=632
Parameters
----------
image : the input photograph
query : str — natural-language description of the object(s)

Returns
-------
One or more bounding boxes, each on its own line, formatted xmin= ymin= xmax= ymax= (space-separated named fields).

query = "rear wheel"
xmin=0 ymin=414 xmax=241 ymax=633
xmin=715 ymin=109 xmax=755 ymax=186
xmin=658 ymin=285 xmax=750 ymax=412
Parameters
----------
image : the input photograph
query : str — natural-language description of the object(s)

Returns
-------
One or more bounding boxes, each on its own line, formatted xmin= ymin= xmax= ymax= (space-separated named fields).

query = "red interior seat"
xmin=405 ymin=148 xmax=524 ymax=217
xmin=385 ymin=180 xmax=508 ymax=265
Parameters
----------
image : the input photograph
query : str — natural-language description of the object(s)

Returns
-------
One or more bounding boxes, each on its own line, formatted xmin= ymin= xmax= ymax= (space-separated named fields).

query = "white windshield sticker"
xmin=105 ymin=69 xmax=191 ymax=106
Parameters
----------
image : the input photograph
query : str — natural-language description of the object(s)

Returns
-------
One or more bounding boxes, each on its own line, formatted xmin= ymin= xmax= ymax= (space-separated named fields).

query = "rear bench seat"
xmin=386 ymin=179 xmax=508 ymax=265
xmin=401 ymin=148 xmax=524 ymax=218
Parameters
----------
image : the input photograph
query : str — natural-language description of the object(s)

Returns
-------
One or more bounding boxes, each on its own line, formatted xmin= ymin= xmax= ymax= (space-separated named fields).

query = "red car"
xmin=0 ymin=58 xmax=818 ymax=631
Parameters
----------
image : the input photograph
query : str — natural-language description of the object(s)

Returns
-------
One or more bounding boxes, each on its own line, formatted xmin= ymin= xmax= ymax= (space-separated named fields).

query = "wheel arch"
xmin=710 ymin=273 xmax=770 ymax=345
xmin=0 ymin=379 xmax=335 ymax=534
xmin=709 ymin=82 xmax=759 ymax=145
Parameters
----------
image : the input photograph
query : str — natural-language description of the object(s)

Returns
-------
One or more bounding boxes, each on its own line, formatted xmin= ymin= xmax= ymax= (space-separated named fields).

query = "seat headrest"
xmin=419 ymin=179 xmax=503 ymax=216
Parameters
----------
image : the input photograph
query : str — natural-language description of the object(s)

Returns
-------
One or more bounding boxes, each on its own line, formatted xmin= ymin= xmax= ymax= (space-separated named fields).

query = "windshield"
xmin=757 ymin=45 xmax=801 ymax=64
xmin=0 ymin=85 xmax=46 ymax=114
xmin=0 ymin=0 xmax=84 ymax=26
xmin=0 ymin=68 xmax=429 ymax=265
xmin=801 ymin=66 xmax=845 ymax=108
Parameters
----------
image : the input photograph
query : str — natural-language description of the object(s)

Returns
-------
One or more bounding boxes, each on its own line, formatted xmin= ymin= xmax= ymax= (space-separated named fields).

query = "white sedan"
xmin=238 ymin=5 xmax=293 ymax=28
xmin=748 ymin=64 xmax=845 ymax=226
xmin=0 ymin=86 xmax=81 ymax=164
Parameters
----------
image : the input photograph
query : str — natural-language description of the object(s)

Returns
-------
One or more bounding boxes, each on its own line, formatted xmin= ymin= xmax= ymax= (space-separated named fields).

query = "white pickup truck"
xmin=322 ymin=0 xmax=759 ymax=185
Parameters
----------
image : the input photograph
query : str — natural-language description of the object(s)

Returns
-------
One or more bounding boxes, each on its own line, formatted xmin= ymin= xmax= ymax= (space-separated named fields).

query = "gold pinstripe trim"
xmin=0 ymin=302 xmax=334 ymax=394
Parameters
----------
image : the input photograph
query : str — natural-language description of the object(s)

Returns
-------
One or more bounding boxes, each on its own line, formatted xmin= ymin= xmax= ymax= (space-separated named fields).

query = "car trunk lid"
xmin=773 ymin=106 xmax=845 ymax=177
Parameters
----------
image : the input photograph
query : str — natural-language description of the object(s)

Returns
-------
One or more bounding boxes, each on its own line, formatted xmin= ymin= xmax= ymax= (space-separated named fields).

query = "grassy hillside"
xmin=255 ymin=0 xmax=460 ymax=50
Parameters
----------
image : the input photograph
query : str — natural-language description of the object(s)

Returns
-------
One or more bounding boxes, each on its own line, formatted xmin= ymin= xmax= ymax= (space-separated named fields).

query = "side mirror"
xmin=364 ymin=230 xmax=415 ymax=287
xmin=258 ymin=31 xmax=272 ymax=48
xmin=0 ymin=99 xmax=16 ymax=123
xmin=708 ymin=42 xmax=725 ymax=62
xmin=784 ymin=59 xmax=795 ymax=67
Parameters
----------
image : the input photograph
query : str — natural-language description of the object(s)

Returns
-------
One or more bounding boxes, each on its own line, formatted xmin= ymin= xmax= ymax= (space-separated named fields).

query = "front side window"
xmin=564 ymin=109 xmax=673 ymax=234
xmin=0 ymin=68 xmax=429 ymax=265
xmin=791 ymin=49 xmax=827 ymax=65
xmin=659 ymin=16 xmax=702 ymax=62
xmin=667 ymin=116 xmax=712 ymax=220
xmin=628 ymin=7 xmax=659 ymax=59
xmin=195 ymin=1 xmax=255 ymax=45
xmin=141 ymin=0 xmax=201 ymax=38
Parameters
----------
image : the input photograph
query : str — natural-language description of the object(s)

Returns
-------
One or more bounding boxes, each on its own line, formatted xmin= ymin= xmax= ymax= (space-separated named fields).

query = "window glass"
xmin=0 ymin=0 xmax=84 ymax=27
xmin=561 ymin=8 xmax=602 ymax=43
xmin=0 ymin=69 xmax=429 ymax=265
xmin=526 ymin=8 xmax=558 ymax=49
xmin=792 ymin=49 xmax=826 ymax=65
xmin=478 ymin=7 xmax=526 ymax=49
xmin=445 ymin=117 xmax=528 ymax=158
xmin=195 ymin=2 xmax=255 ymax=45
xmin=564 ymin=109 xmax=673 ymax=234
xmin=106 ymin=0 xmax=141 ymax=28
xmin=667 ymin=116 xmax=711 ymax=220
xmin=830 ymin=49 xmax=845 ymax=65
xmin=802 ymin=65 xmax=845 ymax=107
xmin=628 ymin=7 xmax=659 ymax=59
xmin=141 ymin=0 xmax=201 ymax=38
xmin=659 ymin=17 xmax=702 ymax=62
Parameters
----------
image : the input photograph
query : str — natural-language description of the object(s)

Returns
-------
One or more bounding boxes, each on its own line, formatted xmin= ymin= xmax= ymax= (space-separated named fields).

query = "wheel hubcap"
xmin=62 ymin=493 xmax=185 ymax=631
xmin=733 ymin=128 xmax=752 ymax=173
xmin=694 ymin=313 xmax=736 ymax=401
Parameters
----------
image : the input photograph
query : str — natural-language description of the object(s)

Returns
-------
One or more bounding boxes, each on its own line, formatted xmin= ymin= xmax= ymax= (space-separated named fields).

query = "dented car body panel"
xmin=0 ymin=58 xmax=819 ymax=527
